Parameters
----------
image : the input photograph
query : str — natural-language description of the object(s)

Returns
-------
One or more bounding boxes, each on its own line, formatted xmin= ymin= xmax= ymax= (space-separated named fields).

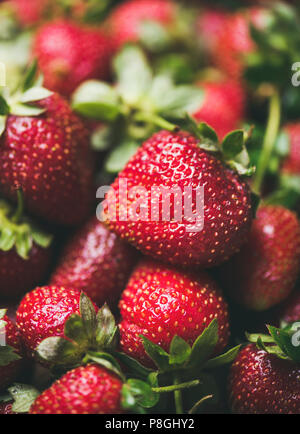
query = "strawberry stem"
xmin=253 ymin=90 xmax=281 ymax=194
xmin=133 ymin=112 xmax=178 ymax=132
xmin=174 ymin=374 xmax=184 ymax=414
xmin=11 ymin=189 xmax=24 ymax=224
xmin=152 ymin=379 xmax=200 ymax=393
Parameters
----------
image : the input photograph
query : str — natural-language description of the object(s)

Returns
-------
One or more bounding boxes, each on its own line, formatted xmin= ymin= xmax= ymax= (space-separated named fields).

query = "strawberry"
xmin=213 ymin=8 xmax=267 ymax=79
xmin=196 ymin=8 xmax=229 ymax=53
xmin=281 ymin=123 xmax=300 ymax=176
xmin=9 ymin=0 xmax=50 ymax=27
xmin=229 ymin=321 xmax=300 ymax=414
xmin=119 ymin=258 xmax=230 ymax=367
xmin=107 ymin=0 xmax=176 ymax=50
xmin=0 ymin=69 xmax=94 ymax=226
xmin=16 ymin=285 xmax=84 ymax=356
xmin=33 ymin=20 xmax=113 ymax=97
xmin=0 ymin=195 xmax=52 ymax=300
xmin=29 ymin=364 xmax=123 ymax=414
xmin=50 ymin=217 xmax=138 ymax=307
xmin=192 ymin=79 xmax=245 ymax=139
xmin=102 ymin=128 xmax=253 ymax=268
xmin=0 ymin=310 xmax=22 ymax=391
xmin=219 ymin=205 xmax=300 ymax=311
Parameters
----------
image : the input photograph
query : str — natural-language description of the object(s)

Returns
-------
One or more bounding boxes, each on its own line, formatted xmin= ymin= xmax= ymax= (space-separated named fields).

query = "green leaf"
xmin=157 ymin=86 xmax=204 ymax=118
xmin=126 ymin=379 xmax=159 ymax=409
xmin=95 ymin=303 xmax=117 ymax=348
xmin=79 ymin=293 xmax=97 ymax=340
xmin=0 ymin=95 xmax=10 ymax=115
xmin=72 ymin=80 xmax=121 ymax=121
xmin=22 ymin=60 xmax=38 ymax=92
xmin=105 ymin=141 xmax=139 ymax=173
xmin=0 ymin=309 xmax=6 ymax=320
xmin=222 ymin=130 xmax=244 ymax=160
xmin=8 ymin=384 xmax=39 ymax=414
xmin=169 ymin=336 xmax=191 ymax=365
xmin=36 ymin=337 xmax=79 ymax=366
xmin=30 ymin=226 xmax=53 ymax=249
xmin=20 ymin=87 xmax=53 ymax=103
xmin=181 ymin=116 xmax=219 ymax=152
xmin=139 ymin=20 xmax=171 ymax=52
xmin=10 ymin=103 xmax=46 ymax=117
xmin=188 ymin=319 xmax=219 ymax=368
xmin=197 ymin=122 xmax=219 ymax=145
xmin=64 ymin=314 xmax=87 ymax=346
xmin=140 ymin=335 xmax=170 ymax=371
xmin=112 ymin=351 xmax=152 ymax=380
xmin=15 ymin=229 xmax=32 ymax=259
xmin=0 ymin=345 xmax=21 ymax=366
xmin=90 ymin=125 xmax=112 ymax=151
xmin=86 ymin=351 xmax=124 ymax=380
xmin=203 ymin=345 xmax=241 ymax=369
xmin=114 ymin=45 xmax=152 ymax=105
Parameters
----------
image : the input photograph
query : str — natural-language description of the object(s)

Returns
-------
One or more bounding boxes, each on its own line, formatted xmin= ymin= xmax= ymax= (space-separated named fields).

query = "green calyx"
xmin=0 ymin=60 xmax=53 ymax=137
xmin=0 ymin=383 xmax=39 ymax=413
xmin=182 ymin=115 xmax=256 ymax=177
xmin=36 ymin=293 xmax=120 ymax=373
xmin=72 ymin=44 xmax=204 ymax=173
xmin=247 ymin=321 xmax=300 ymax=363
xmin=115 ymin=319 xmax=241 ymax=414
xmin=0 ymin=192 xmax=52 ymax=260
xmin=0 ymin=309 xmax=21 ymax=367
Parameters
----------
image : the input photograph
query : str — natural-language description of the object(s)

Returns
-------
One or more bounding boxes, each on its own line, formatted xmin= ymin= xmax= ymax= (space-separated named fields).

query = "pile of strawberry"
xmin=0 ymin=0 xmax=300 ymax=415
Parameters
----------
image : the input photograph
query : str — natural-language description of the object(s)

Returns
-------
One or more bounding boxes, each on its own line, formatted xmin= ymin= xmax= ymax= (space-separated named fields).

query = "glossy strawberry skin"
xmin=33 ymin=20 xmax=113 ymax=97
xmin=30 ymin=364 xmax=123 ymax=414
xmin=282 ymin=123 xmax=300 ymax=175
xmin=0 ymin=94 xmax=94 ymax=226
xmin=0 ymin=245 xmax=51 ymax=300
xmin=119 ymin=259 xmax=230 ymax=367
xmin=196 ymin=8 xmax=229 ymax=52
xmin=220 ymin=205 xmax=300 ymax=311
xmin=229 ymin=344 xmax=300 ymax=414
xmin=0 ymin=315 xmax=22 ymax=391
xmin=192 ymin=79 xmax=245 ymax=139
xmin=103 ymin=130 xmax=252 ymax=268
xmin=108 ymin=0 xmax=175 ymax=49
xmin=50 ymin=218 xmax=138 ymax=307
xmin=16 ymin=285 xmax=85 ymax=356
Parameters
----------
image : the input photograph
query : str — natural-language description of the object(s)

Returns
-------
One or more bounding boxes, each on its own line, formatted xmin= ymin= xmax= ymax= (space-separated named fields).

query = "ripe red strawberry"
xmin=9 ymin=0 xmax=50 ymax=27
xmin=213 ymin=8 xmax=267 ymax=79
xmin=33 ymin=20 xmax=113 ymax=97
xmin=107 ymin=0 xmax=176 ymax=50
xmin=192 ymin=79 xmax=245 ymax=139
xmin=0 ymin=198 xmax=52 ymax=300
xmin=103 ymin=129 xmax=252 ymax=268
xmin=0 ymin=93 xmax=94 ymax=226
xmin=119 ymin=259 xmax=230 ymax=367
xmin=0 ymin=311 xmax=22 ymax=391
xmin=50 ymin=217 xmax=138 ymax=307
xmin=30 ymin=364 xmax=123 ymax=414
xmin=196 ymin=8 xmax=229 ymax=52
xmin=229 ymin=343 xmax=300 ymax=414
xmin=16 ymin=285 xmax=85 ymax=356
xmin=219 ymin=205 xmax=300 ymax=311
xmin=281 ymin=123 xmax=300 ymax=175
